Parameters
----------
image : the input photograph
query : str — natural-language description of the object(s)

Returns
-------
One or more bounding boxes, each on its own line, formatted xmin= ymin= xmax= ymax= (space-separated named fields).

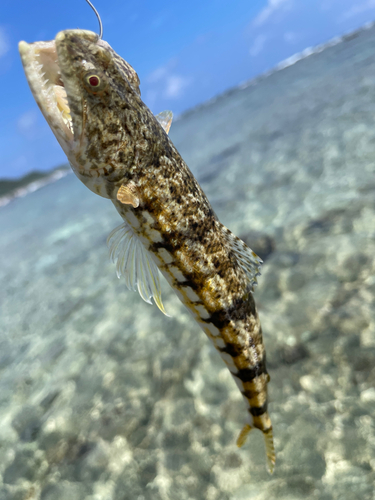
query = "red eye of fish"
xmin=89 ymin=76 xmax=100 ymax=87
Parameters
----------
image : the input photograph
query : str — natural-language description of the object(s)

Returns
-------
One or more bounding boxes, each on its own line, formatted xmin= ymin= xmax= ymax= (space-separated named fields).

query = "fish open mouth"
xmin=19 ymin=39 xmax=75 ymax=156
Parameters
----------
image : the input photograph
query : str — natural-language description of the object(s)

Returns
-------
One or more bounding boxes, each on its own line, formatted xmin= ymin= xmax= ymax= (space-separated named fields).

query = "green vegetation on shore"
xmin=0 ymin=164 xmax=69 ymax=198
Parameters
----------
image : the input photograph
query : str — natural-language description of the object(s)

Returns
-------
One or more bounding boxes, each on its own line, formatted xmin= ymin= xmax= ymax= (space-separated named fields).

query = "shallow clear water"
xmin=1 ymin=25 xmax=375 ymax=500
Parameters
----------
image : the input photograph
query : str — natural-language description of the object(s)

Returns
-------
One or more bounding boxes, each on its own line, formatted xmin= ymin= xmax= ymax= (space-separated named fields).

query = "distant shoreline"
xmin=176 ymin=20 xmax=375 ymax=120
xmin=0 ymin=165 xmax=71 ymax=208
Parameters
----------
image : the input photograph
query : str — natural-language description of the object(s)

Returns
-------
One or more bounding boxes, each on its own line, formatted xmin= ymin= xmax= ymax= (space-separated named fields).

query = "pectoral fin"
xmin=117 ymin=183 xmax=140 ymax=208
xmin=107 ymin=222 xmax=169 ymax=316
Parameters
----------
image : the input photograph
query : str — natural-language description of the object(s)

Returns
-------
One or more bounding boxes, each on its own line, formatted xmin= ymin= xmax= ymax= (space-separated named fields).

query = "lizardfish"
xmin=19 ymin=30 xmax=275 ymax=472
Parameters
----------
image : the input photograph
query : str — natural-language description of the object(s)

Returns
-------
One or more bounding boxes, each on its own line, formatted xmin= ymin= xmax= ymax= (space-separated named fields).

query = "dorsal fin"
xmin=155 ymin=110 xmax=173 ymax=134
xmin=107 ymin=222 xmax=169 ymax=315
xmin=221 ymin=224 xmax=262 ymax=292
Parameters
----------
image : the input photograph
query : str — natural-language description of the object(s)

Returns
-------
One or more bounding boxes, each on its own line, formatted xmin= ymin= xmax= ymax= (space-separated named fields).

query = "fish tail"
xmin=236 ymin=423 xmax=252 ymax=447
xmin=263 ymin=426 xmax=276 ymax=474
xmin=237 ymin=421 xmax=275 ymax=474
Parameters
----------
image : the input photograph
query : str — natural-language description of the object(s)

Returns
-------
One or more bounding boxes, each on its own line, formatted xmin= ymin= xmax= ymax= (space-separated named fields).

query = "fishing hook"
xmin=85 ymin=0 xmax=103 ymax=39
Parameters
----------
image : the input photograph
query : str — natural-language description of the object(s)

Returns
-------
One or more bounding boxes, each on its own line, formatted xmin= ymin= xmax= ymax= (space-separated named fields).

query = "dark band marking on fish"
xmin=249 ymin=401 xmax=269 ymax=417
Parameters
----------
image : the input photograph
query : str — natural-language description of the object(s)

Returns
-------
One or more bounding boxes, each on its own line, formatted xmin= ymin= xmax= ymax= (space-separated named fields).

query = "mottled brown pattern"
xmin=21 ymin=29 xmax=275 ymax=473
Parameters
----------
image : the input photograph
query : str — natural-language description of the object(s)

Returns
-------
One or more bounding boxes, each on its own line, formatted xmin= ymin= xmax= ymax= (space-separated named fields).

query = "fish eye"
xmin=88 ymin=75 xmax=100 ymax=86
xmin=83 ymin=71 xmax=106 ymax=93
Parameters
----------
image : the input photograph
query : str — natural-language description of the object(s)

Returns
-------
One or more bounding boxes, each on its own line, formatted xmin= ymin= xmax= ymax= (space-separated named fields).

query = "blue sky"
xmin=1 ymin=0 xmax=375 ymax=179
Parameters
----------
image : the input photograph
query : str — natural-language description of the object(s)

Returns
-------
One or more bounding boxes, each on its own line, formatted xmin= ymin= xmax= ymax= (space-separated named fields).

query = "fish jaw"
xmin=18 ymin=39 xmax=75 ymax=159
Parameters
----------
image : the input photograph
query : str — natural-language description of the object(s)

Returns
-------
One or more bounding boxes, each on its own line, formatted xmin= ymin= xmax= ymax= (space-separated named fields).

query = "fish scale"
xmin=19 ymin=28 xmax=275 ymax=473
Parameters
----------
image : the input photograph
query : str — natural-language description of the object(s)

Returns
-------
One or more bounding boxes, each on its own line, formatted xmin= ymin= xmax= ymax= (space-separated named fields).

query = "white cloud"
xmin=283 ymin=31 xmax=298 ymax=43
xmin=0 ymin=27 xmax=9 ymax=58
xmin=147 ymin=66 xmax=168 ymax=83
xmin=249 ymin=34 xmax=268 ymax=57
xmin=253 ymin=0 xmax=291 ymax=27
xmin=17 ymin=110 xmax=38 ymax=136
xmin=339 ymin=0 xmax=375 ymax=21
xmin=147 ymin=63 xmax=192 ymax=101
xmin=164 ymin=75 xmax=191 ymax=99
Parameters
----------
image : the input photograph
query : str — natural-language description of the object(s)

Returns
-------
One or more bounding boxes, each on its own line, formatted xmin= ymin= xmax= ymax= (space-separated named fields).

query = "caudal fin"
xmin=263 ymin=427 xmax=276 ymax=474
xmin=236 ymin=424 xmax=276 ymax=474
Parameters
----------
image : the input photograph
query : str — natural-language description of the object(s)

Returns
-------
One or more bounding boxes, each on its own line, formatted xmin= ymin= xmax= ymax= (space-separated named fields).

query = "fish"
xmin=19 ymin=29 xmax=275 ymax=473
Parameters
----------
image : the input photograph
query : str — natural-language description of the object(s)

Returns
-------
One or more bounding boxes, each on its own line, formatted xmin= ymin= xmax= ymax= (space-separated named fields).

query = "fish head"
xmin=19 ymin=30 xmax=146 ymax=198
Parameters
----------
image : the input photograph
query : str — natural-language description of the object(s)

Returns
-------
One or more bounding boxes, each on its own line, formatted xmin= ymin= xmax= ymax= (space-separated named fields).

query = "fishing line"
xmin=84 ymin=0 xmax=103 ymax=39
